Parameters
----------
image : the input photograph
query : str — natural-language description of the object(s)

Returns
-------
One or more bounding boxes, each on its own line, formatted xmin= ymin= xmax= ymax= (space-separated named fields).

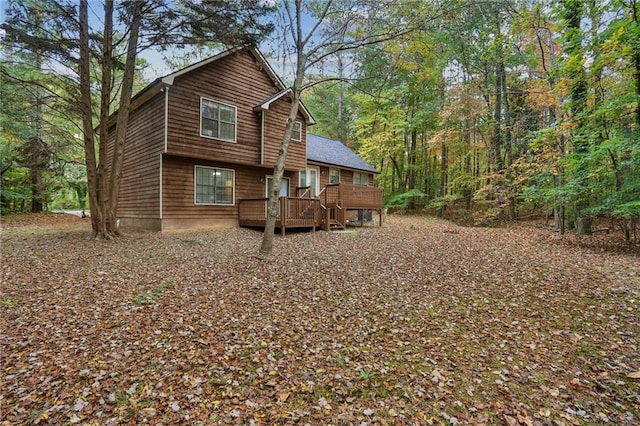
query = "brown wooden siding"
xmin=304 ymin=163 xmax=376 ymax=191
xmin=165 ymin=49 xmax=304 ymax=170
xmin=262 ymin=98 xmax=307 ymax=170
xmin=162 ymin=155 xmax=295 ymax=225
xmin=117 ymin=91 xmax=165 ymax=218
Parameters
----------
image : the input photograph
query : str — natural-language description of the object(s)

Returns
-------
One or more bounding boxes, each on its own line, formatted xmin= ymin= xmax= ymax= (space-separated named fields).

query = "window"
xmin=329 ymin=168 xmax=340 ymax=184
xmin=353 ymin=172 xmax=369 ymax=186
xmin=292 ymin=121 xmax=302 ymax=141
xmin=195 ymin=166 xmax=234 ymax=205
xmin=299 ymin=167 xmax=319 ymax=197
xmin=200 ymin=97 xmax=236 ymax=142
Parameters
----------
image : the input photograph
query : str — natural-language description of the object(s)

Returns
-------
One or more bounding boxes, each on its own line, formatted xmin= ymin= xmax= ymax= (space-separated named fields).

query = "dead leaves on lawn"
xmin=1 ymin=214 xmax=639 ymax=424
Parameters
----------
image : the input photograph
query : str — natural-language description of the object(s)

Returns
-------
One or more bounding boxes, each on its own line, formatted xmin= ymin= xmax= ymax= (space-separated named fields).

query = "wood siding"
xmin=302 ymin=163 xmax=376 ymax=191
xmin=262 ymin=98 xmax=307 ymax=170
xmin=117 ymin=90 xmax=165 ymax=219
xmin=165 ymin=49 xmax=304 ymax=170
xmin=162 ymin=155 xmax=295 ymax=230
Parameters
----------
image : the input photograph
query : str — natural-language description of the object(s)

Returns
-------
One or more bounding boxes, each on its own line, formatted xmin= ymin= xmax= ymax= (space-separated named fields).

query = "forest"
xmin=1 ymin=0 xmax=639 ymax=241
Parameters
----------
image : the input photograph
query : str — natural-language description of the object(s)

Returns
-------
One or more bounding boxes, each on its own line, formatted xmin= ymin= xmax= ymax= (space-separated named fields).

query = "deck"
xmin=238 ymin=183 xmax=383 ymax=235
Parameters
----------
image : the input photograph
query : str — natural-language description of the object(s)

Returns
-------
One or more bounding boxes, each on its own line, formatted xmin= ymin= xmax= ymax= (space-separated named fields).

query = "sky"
xmin=0 ymin=1 xmax=353 ymax=89
xmin=0 ymin=0 xmax=312 ymax=85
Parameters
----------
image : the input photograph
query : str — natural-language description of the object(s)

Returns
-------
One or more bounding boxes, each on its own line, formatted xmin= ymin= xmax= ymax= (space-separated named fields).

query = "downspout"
xmin=163 ymin=86 xmax=169 ymax=153
xmin=160 ymin=86 xmax=169 ymax=221
xmin=260 ymin=111 xmax=265 ymax=165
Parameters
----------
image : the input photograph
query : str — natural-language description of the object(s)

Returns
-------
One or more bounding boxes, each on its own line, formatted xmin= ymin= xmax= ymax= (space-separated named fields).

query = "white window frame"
xmin=194 ymin=165 xmax=235 ymax=205
xmin=200 ymin=97 xmax=237 ymax=143
xmin=299 ymin=167 xmax=320 ymax=197
xmin=292 ymin=121 xmax=302 ymax=141
xmin=353 ymin=172 xmax=369 ymax=186
xmin=266 ymin=176 xmax=290 ymax=197
xmin=329 ymin=168 xmax=340 ymax=184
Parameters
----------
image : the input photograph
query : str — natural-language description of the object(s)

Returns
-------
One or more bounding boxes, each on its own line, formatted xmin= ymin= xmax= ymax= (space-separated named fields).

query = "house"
xmin=114 ymin=46 xmax=382 ymax=233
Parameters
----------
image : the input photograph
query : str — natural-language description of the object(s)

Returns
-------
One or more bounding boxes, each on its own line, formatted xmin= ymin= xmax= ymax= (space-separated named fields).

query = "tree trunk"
xmin=437 ymin=141 xmax=447 ymax=217
xmin=563 ymin=0 xmax=591 ymax=235
xmin=80 ymin=0 xmax=141 ymax=239
xmin=575 ymin=216 xmax=593 ymax=236
xmin=407 ymin=127 xmax=417 ymax=191
xmin=107 ymin=1 xmax=142 ymax=236
xmin=463 ymin=118 xmax=472 ymax=211
xmin=78 ymin=1 xmax=103 ymax=238
xmin=260 ymin=1 xmax=309 ymax=255
xmin=389 ymin=155 xmax=405 ymax=193
xmin=260 ymin=99 xmax=302 ymax=254
xmin=29 ymin=42 xmax=45 ymax=213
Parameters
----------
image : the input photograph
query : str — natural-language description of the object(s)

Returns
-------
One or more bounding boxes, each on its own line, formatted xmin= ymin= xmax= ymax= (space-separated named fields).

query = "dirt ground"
xmin=1 ymin=213 xmax=638 ymax=425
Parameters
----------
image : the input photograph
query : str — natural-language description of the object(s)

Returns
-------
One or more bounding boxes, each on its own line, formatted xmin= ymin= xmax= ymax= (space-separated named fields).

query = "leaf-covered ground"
xmin=1 ymin=213 xmax=639 ymax=425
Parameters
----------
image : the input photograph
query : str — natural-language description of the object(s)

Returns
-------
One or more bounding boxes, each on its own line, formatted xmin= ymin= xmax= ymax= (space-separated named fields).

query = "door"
xmin=299 ymin=167 xmax=319 ymax=197
xmin=266 ymin=176 xmax=289 ymax=216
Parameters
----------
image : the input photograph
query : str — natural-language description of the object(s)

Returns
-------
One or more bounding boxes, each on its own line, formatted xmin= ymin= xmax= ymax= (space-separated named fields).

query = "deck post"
xmin=280 ymin=197 xmax=286 ymax=236
xmin=324 ymin=207 xmax=330 ymax=231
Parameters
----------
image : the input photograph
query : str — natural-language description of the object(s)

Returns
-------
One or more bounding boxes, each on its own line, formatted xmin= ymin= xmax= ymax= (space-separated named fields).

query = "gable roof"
xmin=306 ymin=133 xmax=378 ymax=174
xmin=126 ymin=46 xmax=314 ymax=124
xmin=161 ymin=46 xmax=282 ymax=88
xmin=254 ymin=88 xmax=315 ymax=125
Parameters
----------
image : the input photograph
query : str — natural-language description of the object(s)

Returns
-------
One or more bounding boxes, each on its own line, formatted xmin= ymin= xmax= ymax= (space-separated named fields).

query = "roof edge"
xmin=253 ymin=88 xmax=316 ymax=125
xmin=306 ymin=159 xmax=380 ymax=174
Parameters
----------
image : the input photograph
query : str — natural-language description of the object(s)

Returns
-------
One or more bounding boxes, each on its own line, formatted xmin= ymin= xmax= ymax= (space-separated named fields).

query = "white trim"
xmin=194 ymin=165 xmax=236 ymax=205
xmin=299 ymin=167 xmax=320 ymax=197
xmin=199 ymin=96 xmax=237 ymax=143
xmin=159 ymin=154 xmax=163 ymax=219
xmin=161 ymin=46 xmax=248 ymax=86
xmin=161 ymin=47 xmax=286 ymax=91
xmin=260 ymin=111 xmax=265 ymax=165
xmin=329 ymin=168 xmax=340 ymax=184
xmin=353 ymin=171 xmax=369 ymax=186
xmin=253 ymin=88 xmax=316 ymax=125
xmin=265 ymin=176 xmax=290 ymax=197
xmin=163 ymin=87 xmax=169 ymax=153
xmin=292 ymin=121 xmax=302 ymax=141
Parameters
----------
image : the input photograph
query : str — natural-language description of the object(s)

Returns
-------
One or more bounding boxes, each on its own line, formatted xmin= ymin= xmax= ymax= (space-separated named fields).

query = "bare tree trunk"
xmin=260 ymin=1 xmax=307 ymax=255
xmin=107 ymin=1 xmax=142 ymax=237
xmin=29 ymin=35 xmax=45 ymax=213
xmin=463 ymin=118 xmax=472 ymax=211
xmin=78 ymin=1 xmax=102 ymax=238
xmin=490 ymin=61 xmax=504 ymax=172
xmin=80 ymin=0 xmax=141 ymax=239
xmin=407 ymin=127 xmax=417 ymax=191
xmin=389 ymin=155 xmax=405 ymax=193
xmin=260 ymin=100 xmax=301 ymax=254
xmin=437 ymin=141 xmax=447 ymax=218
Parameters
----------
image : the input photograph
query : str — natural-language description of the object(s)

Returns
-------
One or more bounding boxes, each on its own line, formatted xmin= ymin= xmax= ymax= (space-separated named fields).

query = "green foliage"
xmin=385 ymin=189 xmax=427 ymax=212
xmin=427 ymin=194 xmax=461 ymax=210
xmin=357 ymin=368 xmax=376 ymax=380
xmin=134 ymin=285 xmax=165 ymax=306
xmin=1 ymin=298 xmax=18 ymax=307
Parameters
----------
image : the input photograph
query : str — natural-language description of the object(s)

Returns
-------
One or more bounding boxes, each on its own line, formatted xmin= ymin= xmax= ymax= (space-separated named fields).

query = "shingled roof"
xmin=306 ymin=133 xmax=378 ymax=173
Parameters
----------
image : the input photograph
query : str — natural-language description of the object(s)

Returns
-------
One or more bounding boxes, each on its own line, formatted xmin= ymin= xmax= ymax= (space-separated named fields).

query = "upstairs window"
xmin=195 ymin=166 xmax=234 ymax=205
xmin=353 ymin=172 xmax=369 ymax=186
xmin=329 ymin=168 xmax=340 ymax=184
xmin=292 ymin=121 xmax=302 ymax=141
xmin=201 ymin=98 xmax=236 ymax=142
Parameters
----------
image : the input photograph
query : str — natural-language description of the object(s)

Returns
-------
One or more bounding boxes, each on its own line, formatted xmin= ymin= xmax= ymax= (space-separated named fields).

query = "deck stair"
xmin=238 ymin=182 xmax=383 ymax=235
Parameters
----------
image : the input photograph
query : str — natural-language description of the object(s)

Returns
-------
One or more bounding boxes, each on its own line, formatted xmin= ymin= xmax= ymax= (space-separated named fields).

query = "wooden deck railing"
xmin=238 ymin=197 xmax=320 ymax=235
xmin=238 ymin=184 xmax=383 ymax=234
xmin=321 ymin=183 xmax=383 ymax=210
